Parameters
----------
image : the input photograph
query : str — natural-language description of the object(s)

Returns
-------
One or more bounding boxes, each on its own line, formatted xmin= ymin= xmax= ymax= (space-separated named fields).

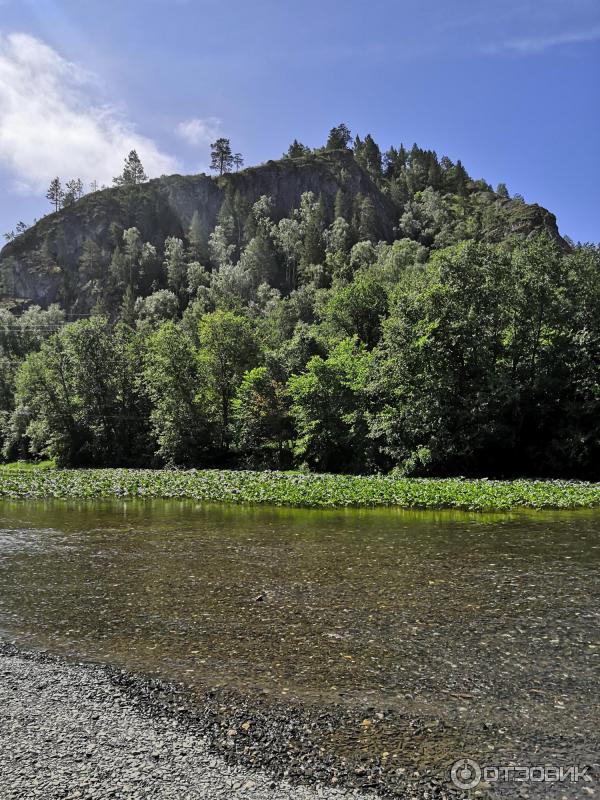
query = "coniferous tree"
xmin=46 ymin=177 xmax=64 ymax=212
xmin=210 ymin=138 xmax=234 ymax=175
xmin=326 ymin=124 xmax=352 ymax=150
xmin=285 ymin=140 xmax=311 ymax=158
xmin=187 ymin=211 xmax=209 ymax=263
xmin=113 ymin=151 xmax=148 ymax=186
xmin=361 ymin=134 xmax=383 ymax=182
xmin=334 ymin=188 xmax=350 ymax=220
xmin=65 ymin=178 xmax=84 ymax=203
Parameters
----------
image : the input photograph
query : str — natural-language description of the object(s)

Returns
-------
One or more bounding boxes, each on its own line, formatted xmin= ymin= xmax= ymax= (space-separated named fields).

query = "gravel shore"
xmin=1 ymin=643 xmax=594 ymax=799
xmin=0 ymin=646 xmax=378 ymax=800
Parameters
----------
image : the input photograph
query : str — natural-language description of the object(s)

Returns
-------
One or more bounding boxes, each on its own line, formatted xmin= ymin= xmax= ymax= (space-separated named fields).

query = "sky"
xmin=0 ymin=0 xmax=598 ymax=243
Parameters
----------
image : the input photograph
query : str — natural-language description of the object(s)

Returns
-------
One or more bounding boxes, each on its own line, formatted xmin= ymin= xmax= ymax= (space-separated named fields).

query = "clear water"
xmin=0 ymin=499 xmax=598 ymax=768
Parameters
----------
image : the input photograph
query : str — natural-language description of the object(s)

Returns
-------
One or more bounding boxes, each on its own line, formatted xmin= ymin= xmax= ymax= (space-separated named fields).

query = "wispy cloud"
xmin=176 ymin=117 xmax=221 ymax=146
xmin=484 ymin=24 xmax=600 ymax=54
xmin=0 ymin=32 xmax=180 ymax=194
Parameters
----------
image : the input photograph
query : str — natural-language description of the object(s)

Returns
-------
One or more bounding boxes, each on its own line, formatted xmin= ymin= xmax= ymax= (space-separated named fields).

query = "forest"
xmin=1 ymin=127 xmax=599 ymax=478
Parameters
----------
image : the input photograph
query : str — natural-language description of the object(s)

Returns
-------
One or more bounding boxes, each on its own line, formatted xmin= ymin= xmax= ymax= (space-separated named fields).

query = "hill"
xmin=0 ymin=147 xmax=564 ymax=312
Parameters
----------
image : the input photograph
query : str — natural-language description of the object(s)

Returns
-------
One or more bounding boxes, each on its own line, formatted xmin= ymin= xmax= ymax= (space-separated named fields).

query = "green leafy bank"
xmin=1 ymin=468 xmax=600 ymax=511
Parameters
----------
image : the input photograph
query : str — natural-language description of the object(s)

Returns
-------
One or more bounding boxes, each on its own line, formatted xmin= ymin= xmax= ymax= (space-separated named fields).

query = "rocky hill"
xmin=0 ymin=149 xmax=564 ymax=311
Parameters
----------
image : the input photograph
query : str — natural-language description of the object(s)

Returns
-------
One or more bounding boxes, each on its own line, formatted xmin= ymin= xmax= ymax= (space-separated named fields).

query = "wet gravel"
xmin=0 ymin=643 xmax=462 ymax=799
xmin=0 ymin=643 xmax=597 ymax=799
xmin=0 ymin=645 xmax=379 ymax=800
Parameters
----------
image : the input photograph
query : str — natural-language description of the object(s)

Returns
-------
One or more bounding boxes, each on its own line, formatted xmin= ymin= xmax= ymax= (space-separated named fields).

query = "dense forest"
xmin=1 ymin=127 xmax=599 ymax=478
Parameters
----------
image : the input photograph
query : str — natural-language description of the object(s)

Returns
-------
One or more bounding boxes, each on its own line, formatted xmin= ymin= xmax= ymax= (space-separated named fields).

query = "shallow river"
xmin=0 ymin=499 xmax=598 ymax=784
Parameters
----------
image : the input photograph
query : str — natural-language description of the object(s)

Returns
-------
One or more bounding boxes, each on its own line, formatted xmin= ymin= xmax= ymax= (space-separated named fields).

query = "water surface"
xmin=0 ymin=500 xmax=598 ymax=771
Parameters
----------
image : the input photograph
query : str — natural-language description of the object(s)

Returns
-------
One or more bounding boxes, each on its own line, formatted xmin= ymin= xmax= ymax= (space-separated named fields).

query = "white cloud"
xmin=0 ymin=32 xmax=180 ymax=193
xmin=176 ymin=117 xmax=221 ymax=146
xmin=484 ymin=24 xmax=600 ymax=54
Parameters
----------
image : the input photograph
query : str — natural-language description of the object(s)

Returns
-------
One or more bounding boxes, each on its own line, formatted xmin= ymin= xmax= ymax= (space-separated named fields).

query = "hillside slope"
xmin=0 ymin=149 xmax=564 ymax=311
xmin=0 ymin=152 xmax=394 ymax=309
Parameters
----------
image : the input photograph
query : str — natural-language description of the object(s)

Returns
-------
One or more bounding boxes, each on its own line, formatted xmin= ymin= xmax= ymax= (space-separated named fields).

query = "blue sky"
xmin=0 ymin=0 xmax=598 ymax=243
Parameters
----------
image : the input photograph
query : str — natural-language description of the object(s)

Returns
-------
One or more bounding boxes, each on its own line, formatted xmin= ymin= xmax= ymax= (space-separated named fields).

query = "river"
xmin=0 ymin=499 xmax=598 ymax=792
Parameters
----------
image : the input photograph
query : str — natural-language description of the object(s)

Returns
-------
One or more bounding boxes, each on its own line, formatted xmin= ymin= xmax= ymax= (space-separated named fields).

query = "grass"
xmin=0 ymin=460 xmax=56 ymax=471
xmin=1 ymin=467 xmax=600 ymax=511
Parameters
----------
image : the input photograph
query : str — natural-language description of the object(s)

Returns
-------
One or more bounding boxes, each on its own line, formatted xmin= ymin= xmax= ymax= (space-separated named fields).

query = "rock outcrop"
xmin=0 ymin=149 xmax=564 ymax=311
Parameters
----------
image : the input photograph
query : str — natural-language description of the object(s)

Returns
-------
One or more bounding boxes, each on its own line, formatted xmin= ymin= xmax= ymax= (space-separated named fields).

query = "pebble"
xmin=0 ymin=649 xmax=376 ymax=800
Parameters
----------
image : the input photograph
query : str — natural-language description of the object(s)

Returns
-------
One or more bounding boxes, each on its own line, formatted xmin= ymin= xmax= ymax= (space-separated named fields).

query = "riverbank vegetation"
xmin=1 ymin=129 xmax=599 ymax=479
xmin=1 ymin=468 xmax=600 ymax=510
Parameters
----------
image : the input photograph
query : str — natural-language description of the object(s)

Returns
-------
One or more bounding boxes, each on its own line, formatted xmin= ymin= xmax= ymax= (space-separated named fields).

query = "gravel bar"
xmin=0 ymin=646 xmax=379 ymax=800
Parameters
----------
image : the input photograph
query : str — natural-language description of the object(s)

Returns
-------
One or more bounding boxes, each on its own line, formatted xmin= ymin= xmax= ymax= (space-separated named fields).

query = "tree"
xmin=288 ymin=338 xmax=372 ymax=472
xmin=135 ymin=290 xmax=179 ymax=329
xmin=46 ymin=177 xmax=64 ymax=212
xmin=187 ymin=210 xmax=209 ymax=263
xmin=275 ymin=217 xmax=304 ymax=289
xmin=64 ymin=178 xmax=84 ymax=206
xmin=298 ymin=192 xmax=326 ymax=275
xmin=8 ymin=318 xmax=146 ymax=466
xmin=357 ymin=195 xmax=379 ymax=242
xmin=163 ymin=236 xmax=187 ymax=302
xmin=354 ymin=134 xmax=382 ymax=181
xmin=78 ymin=240 xmax=104 ymax=284
xmin=233 ymin=366 xmax=292 ymax=465
xmin=326 ymin=124 xmax=352 ymax=151
xmin=233 ymin=153 xmax=244 ymax=171
xmin=197 ymin=310 xmax=259 ymax=447
xmin=113 ymin=150 xmax=148 ymax=186
xmin=369 ymin=241 xmax=512 ymax=475
xmin=285 ymin=140 xmax=311 ymax=158
xmin=324 ymin=273 xmax=388 ymax=349
xmin=143 ymin=322 xmax=212 ymax=465
xmin=210 ymin=138 xmax=234 ymax=175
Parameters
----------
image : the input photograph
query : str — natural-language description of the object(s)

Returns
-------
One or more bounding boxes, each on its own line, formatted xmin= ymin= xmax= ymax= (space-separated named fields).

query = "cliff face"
xmin=0 ymin=149 xmax=564 ymax=311
xmin=0 ymin=151 xmax=395 ymax=309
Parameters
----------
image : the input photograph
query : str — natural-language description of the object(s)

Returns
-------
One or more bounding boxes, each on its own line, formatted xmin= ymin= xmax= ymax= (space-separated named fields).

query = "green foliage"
xmin=113 ymin=150 xmax=147 ymax=187
xmin=2 ymin=132 xmax=598 ymax=480
xmin=143 ymin=321 xmax=211 ymax=465
xmin=210 ymin=138 xmax=234 ymax=175
xmin=2 ymin=468 xmax=600 ymax=511
xmin=323 ymin=273 xmax=388 ymax=348
xmin=285 ymin=140 xmax=311 ymax=158
xmin=7 ymin=318 xmax=148 ymax=466
xmin=326 ymin=123 xmax=352 ymax=151
xmin=233 ymin=366 xmax=292 ymax=466
xmin=198 ymin=310 xmax=259 ymax=447
xmin=288 ymin=338 xmax=372 ymax=472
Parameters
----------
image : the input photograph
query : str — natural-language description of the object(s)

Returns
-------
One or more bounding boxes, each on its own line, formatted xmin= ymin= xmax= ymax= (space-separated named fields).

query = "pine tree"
xmin=65 ymin=178 xmax=84 ymax=201
xmin=285 ymin=140 xmax=311 ymax=158
xmin=358 ymin=196 xmax=379 ymax=242
xmin=334 ymin=188 xmax=350 ymax=220
xmin=46 ymin=177 xmax=64 ymax=212
xmin=210 ymin=138 xmax=234 ymax=175
xmin=326 ymin=124 xmax=352 ymax=150
xmin=233 ymin=153 xmax=244 ymax=172
xmin=361 ymin=134 xmax=382 ymax=182
xmin=187 ymin=211 xmax=209 ymax=263
xmin=113 ymin=150 xmax=148 ymax=186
